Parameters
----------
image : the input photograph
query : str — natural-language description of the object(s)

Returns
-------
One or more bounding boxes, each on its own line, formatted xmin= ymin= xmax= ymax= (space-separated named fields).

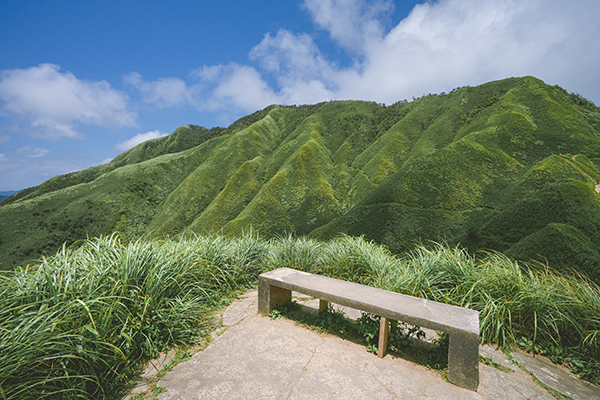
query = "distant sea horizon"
xmin=0 ymin=190 xmax=18 ymax=202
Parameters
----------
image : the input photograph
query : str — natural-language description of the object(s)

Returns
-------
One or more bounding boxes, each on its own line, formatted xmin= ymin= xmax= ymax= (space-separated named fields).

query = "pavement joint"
xmin=285 ymin=337 xmax=323 ymax=399
xmin=235 ymin=302 xmax=253 ymax=325
xmin=369 ymin=366 xmax=401 ymax=399
xmin=413 ymin=374 xmax=436 ymax=400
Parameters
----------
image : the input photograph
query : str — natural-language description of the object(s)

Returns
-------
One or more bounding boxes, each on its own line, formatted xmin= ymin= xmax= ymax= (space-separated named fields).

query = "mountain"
xmin=1 ymin=76 xmax=600 ymax=282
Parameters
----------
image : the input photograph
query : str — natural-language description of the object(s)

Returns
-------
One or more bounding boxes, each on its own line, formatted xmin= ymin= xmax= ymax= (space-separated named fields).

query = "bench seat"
xmin=258 ymin=267 xmax=480 ymax=391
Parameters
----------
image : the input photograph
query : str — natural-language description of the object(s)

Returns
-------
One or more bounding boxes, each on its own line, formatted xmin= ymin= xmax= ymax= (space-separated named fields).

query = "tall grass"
xmin=0 ymin=233 xmax=266 ymax=399
xmin=2 ymin=233 xmax=599 ymax=398
xmin=382 ymin=243 xmax=600 ymax=355
xmin=268 ymin=235 xmax=600 ymax=379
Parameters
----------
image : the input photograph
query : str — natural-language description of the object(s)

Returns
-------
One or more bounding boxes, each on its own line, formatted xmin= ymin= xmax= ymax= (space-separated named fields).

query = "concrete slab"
xmin=125 ymin=348 xmax=177 ymax=398
xmin=480 ymin=344 xmax=519 ymax=373
xmin=152 ymin=291 xmax=593 ymax=400
xmin=511 ymin=350 xmax=600 ymax=400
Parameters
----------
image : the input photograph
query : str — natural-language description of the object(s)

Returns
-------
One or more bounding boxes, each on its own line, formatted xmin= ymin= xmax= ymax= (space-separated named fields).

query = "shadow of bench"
xmin=258 ymin=268 xmax=480 ymax=391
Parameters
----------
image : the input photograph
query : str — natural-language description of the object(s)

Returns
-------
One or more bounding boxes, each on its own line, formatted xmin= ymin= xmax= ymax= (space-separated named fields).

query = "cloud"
xmin=0 ymin=153 xmax=7 ymax=163
xmin=249 ymin=29 xmax=338 ymax=104
xmin=339 ymin=0 xmax=588 ymax=102
xmin=16 ymin=146 xmax=50 ymax=158
xmin=196 ymin=63 xmax=280 ymax=112
xmin=302 ymin=0 xmax=393 ymax=53
xmin=128 ymin=63 xmax=280 ymax=115
xmin=125 ymin=72 xmax=194 ymax=107
xmin=254 ymin=0 xmax=600 ymax=106
xmin=115 ymin=129 xmax=169 ymax=152
xmin=193 ymin=0 xmax=600 ymax=111
xmin=127 ymin=0 xmax=600 ymax=117
xmin=0 ymin=64 xmax=137 ymax=140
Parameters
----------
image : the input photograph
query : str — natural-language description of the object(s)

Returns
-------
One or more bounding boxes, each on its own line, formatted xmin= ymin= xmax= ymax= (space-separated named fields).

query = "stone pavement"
xmin=150 ymin=290 xmax=600 ymax=400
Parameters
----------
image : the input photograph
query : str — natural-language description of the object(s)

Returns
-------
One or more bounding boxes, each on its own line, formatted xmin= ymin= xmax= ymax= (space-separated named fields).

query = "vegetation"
xmin=1 ymin=233 xmax=598 ymax=398
xmin=0 ymin=233 xmax=265 ymax=399
xmin=2 ymin=77 xmax=600 ymax=281
xmin=3 ymin=125 xmax=224 ymax=206
xmin=271 ymin=302 xmax=450 ymax=370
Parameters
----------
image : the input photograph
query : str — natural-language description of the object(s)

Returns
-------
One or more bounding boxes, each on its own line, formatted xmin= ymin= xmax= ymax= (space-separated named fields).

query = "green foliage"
xmin=2 ymin=233 xmax=600 ymax=397
xmin=0 ymin=233 xmax=265 ymax=399
xmin=4 ymin=125 xmax=225 ymax=206
xmin=110 ymin=125 xmax=226 ymax=168
xmin=3 ymin=76 xmax=600 ymax=283
xmin=265 ymin=235 xmax=600 ymax=382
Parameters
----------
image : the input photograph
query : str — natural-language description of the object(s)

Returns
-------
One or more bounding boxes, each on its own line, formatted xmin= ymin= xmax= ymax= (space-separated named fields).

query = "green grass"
xmin=0 ymin=233 xmax=265 ymax=399
xmin=3 ymin=77 xmax=600 ymax=280
xmin=2 ymin=233 xmax=598 ymax=398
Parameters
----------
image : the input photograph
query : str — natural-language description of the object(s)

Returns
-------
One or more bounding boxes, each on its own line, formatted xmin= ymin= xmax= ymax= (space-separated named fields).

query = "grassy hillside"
xmin=1 ymin=76 xmax=600 ymax=282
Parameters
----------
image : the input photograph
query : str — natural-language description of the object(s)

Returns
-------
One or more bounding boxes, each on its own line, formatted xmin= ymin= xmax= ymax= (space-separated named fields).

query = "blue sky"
xmin=1 ymin=0 xmax=599 ymax=191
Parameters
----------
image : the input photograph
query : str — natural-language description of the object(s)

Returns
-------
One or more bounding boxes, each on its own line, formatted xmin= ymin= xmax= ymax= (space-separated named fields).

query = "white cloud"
xmin=125 ymin=72 xmax=194 ymax=107
xmin=200 ymin=63 xmax=280 ymax=112
xmin=302 ymin=0 xmax=393 ymax=53
xmin=250 ymin=30 xmax=330 ymax=78
xmin=0 ymin=153 xmax=7 ymax=163
xmin=128 ymin=64 xmax=278 ymax=114
xmin=195 ymin=0 xmax=600 ymax=112
xmin=195 ymin=65 xmax=223 ymax=82
xmin=115 ymin=129 xmax=169 ymax=152
xmin=0 ymin=64 xmax=137 ymax=140
xmin=16 ymin=146 xmax=50 ymax=158
xmin=128 ymin=0 xmax=600 ymax=117
xmin=249 ymin=29 xmax=338 ymax=104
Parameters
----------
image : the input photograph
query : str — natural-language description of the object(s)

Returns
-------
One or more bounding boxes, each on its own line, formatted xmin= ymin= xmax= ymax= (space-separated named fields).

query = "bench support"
xmin=258 ymin=279 xmax=291 ymax=313
xmin=258 ymin=268 xmax=479 ymax=391
xmin=448 ymin=330 xmax=480 ymax=391
xmin=378 ymin=317 xmax=389 ymax=358
xmin=319 ymin=299 xmax=329 ymax=312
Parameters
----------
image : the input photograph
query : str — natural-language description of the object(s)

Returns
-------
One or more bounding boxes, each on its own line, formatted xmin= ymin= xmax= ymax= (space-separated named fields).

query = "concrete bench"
xmin=258 ymin=268 xmax=480 ymax=391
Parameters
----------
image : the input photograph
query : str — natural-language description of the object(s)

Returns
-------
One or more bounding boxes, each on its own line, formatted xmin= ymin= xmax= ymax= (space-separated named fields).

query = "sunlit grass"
xmin=269 ymin=235 xmax=600 ymax=381
xmin=1 ymin=233 xmax=599 ymax=398
xmin=0 ymin=233 xmax=264 ymax=399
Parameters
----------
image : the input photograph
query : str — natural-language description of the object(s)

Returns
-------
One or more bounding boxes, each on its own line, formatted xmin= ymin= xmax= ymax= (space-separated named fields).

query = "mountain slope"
xmin=2 ymin=76 xmax=600 ymax=281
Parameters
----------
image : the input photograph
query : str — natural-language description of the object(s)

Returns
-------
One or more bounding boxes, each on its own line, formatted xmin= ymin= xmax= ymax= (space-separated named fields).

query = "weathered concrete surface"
xmin=154 ymin=290 xmax=600 ymax=400
xmin=125 ymin=348 xmax=177 ymax=398
xmin=258 ymin=267 xmax=480 ymax=390
xmin=511 ymin=350 xmax=600 ymax=400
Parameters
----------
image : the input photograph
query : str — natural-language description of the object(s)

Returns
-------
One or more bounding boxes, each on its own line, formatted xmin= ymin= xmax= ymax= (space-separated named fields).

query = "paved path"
xmin=152 ymin=290 xmax=600 ymax=400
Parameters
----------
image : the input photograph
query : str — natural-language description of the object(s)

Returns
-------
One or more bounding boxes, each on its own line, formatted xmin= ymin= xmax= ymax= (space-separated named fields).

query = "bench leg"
xmin=378 ymin=317 xmax=389 ymax=358
xmin=319 ymin=299 xmax=329 ymax=312
xmin=447 ymin=331 xmax=480 ymax=391
xmin=258 ymin=279 xmax=291 ymax=314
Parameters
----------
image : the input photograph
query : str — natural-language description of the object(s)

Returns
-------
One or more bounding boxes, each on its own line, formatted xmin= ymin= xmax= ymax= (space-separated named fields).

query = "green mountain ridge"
xmin=2 ymin=76 xmax=600 ymax=281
